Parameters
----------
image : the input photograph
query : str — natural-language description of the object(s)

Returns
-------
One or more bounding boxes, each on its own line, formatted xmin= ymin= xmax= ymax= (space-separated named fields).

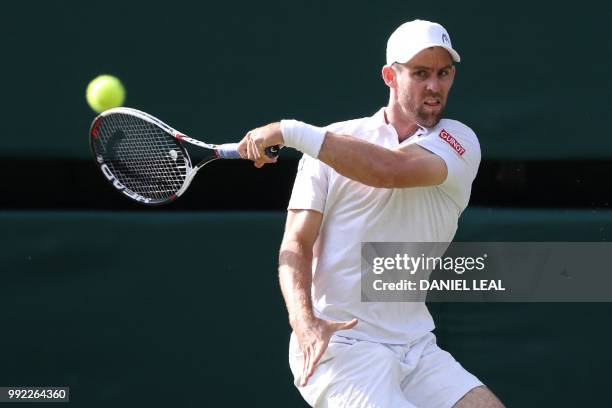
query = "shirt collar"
xmin=364 ymin=107 xmax=427 ymax=136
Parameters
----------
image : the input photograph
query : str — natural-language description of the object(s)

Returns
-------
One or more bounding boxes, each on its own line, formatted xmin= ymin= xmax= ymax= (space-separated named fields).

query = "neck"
xmin=384 ymin=101 xmax=420 ymax=142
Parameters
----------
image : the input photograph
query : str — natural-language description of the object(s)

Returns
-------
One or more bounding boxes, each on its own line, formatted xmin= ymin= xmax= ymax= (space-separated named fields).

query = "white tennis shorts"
xmin=289 ymin=331 xmax=482 ymax=408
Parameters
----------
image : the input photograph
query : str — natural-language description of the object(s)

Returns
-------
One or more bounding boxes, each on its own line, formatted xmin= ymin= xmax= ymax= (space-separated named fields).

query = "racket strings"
xmin=93 ymin=113 xmax=188 ymax=201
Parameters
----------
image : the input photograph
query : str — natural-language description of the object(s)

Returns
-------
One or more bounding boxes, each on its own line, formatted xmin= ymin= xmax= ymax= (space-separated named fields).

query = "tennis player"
xmin=239 ymin=19 xmax=504 ymax=408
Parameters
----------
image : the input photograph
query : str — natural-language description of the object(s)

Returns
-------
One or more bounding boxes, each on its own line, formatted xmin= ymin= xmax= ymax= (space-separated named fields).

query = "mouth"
xmin=423 ymin=97 xmax=441 ymax=108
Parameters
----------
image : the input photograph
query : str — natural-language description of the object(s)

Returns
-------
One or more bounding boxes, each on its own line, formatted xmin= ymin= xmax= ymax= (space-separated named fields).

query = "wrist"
xmin=280 ymin=120 xmax=326 ymax=158
xmin=289 ymin=311 xmax=318 ymax=328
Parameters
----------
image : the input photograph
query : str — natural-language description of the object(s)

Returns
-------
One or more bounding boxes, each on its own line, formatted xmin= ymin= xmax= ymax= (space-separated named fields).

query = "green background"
xmin=2 ymin=0 xmax=610 ymax=159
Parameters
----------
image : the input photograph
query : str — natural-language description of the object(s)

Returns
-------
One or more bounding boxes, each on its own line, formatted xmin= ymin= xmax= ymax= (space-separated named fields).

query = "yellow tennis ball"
xmin=86 ymin=75 xmax=126 ymax=113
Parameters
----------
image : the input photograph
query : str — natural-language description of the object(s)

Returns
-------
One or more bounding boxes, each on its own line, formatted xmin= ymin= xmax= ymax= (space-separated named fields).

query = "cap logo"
xmin=439 ymin=129 xmax=465 ymax=156
xmin=442 ymin=33 xmax=449 ymax=44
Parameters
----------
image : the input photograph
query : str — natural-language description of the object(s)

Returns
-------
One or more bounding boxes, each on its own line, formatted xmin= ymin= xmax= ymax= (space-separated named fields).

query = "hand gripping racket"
xmin=90 ymin=107 xmax=279 ymax=205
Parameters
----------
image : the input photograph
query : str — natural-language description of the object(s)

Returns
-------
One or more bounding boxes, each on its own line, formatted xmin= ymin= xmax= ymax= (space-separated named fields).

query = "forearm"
xmin=280 ymin=122 xmax=444 ymax=188
xmin=280 ymin=120 xmax=399 ymax=188
xmin=318 ymin=132 xmax=400 ymax=188
xmin=278 ymin=239 xmax=316 ymax=327
xmin=242 ymin=120 xmax=444 ymax=188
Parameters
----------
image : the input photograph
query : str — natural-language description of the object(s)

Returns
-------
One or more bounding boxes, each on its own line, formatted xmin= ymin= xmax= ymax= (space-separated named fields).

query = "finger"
xmin=301 ymin=348 xmax=311 ymax=386
xmin=249 ymin=139 xmax=261 ymax=161
xmin=307 ymin=344 xmax=326 ymax=379
xmin=238 ymin=132 xmax=251 ymax=159
xmin=237 ymin=141 xmax=247 ymax=159
xmin=245 ymin=135 xmax=254 ymax=160
xmin=247 ymin=138 xmax=255 ymax=161
xmin=305 ymin=345 xmax=319 ymax=385
xmin=331 ymin=318 xmax=359 ymax=332
xmin=301 ymin=345 xmax=310 ymax=380
xmin=249 ymin=137 xmax=261 ymax=160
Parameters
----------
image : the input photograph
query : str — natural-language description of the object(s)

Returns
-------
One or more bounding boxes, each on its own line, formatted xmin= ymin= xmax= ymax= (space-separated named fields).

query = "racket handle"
xmin=217 ymin=143 xmax=281 ymax=159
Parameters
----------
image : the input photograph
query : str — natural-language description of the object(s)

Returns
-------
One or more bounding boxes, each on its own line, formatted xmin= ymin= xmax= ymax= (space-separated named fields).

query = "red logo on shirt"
xmin=439 ymin=129 xmax=465 ymax=156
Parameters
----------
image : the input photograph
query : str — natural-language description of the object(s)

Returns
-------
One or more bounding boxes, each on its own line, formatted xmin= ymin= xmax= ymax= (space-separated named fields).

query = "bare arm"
xmin=318 ymin=132 xmax=447 ymax=188
xmin=279 ymin=209 xmax=357 ymax=386
xmin=278 ymin=209 xmax=322 ymax=326
xmin=238 ymin=123 xmax=447 ymax=188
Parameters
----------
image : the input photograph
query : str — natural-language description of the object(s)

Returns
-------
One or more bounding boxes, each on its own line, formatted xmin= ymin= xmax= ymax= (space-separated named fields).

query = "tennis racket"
xmin=90 ymin=107 xmax=279 ymax=205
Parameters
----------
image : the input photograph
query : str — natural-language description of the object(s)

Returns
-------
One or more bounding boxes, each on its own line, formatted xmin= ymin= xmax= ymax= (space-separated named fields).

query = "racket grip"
xmin=217 ymin=143 xmax=242 ymax=159
xmin=217 ymin=143 xmax=281 ymax=159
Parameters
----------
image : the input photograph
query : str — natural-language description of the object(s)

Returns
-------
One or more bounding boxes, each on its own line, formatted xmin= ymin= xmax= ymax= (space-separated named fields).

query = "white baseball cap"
xmin=386 ymin=19 xmax=461 ymax=66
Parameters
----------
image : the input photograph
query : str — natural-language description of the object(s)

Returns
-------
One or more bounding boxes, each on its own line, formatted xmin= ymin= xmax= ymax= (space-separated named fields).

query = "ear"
xmin=381 ymin=65 xmax=395 ymax=87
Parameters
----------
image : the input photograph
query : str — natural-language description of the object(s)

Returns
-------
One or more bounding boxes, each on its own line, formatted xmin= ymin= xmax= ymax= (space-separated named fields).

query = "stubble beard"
xmin=415 ymin=104 xmax=444 ymax=128
xmin=401 ymin=91 xmax=446 ymax=128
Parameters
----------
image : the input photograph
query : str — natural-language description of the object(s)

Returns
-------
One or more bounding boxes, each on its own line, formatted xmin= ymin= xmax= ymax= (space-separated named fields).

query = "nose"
xmin=425 ymin=76 xmax=441 ymax=93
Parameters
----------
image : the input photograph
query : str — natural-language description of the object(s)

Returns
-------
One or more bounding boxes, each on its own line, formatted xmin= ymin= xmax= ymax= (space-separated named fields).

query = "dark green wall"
xmin=3 ymin=0 xmax=611 ymax=160
xmin=1 ymin=208 xmax=612 ymax=406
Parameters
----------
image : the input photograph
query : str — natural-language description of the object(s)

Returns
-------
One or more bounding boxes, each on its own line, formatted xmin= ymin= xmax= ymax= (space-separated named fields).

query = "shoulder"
xmin=323 ymin=115 xmax=375 ymax=137
xmin=436 ymin=119 xmax=480 ymax=147
xmin=431 ymin=119 xmax=481 ymax=160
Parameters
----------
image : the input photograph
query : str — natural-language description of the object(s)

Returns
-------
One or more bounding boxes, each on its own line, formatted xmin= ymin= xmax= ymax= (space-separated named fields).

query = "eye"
xmin=439 ymin=69 xmax=450 ymax=77
xmin=413 ymin=70 xmax=427 ymax=78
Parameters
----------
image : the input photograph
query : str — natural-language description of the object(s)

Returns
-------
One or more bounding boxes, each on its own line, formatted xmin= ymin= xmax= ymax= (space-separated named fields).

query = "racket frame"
xmin=90 ymin=107 xmax=225 ymax=205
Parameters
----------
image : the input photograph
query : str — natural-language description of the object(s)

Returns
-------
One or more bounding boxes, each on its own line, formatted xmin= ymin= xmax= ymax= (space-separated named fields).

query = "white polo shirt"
xmin=287 ymin=108 xmax=481 ymax=344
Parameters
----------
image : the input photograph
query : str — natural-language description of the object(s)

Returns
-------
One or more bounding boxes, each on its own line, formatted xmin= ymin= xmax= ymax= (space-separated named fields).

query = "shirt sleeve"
xmin=415 ymin=125 xmax=481 ymax=209
xmin=287 ymin=154 xmax=330 ymax=213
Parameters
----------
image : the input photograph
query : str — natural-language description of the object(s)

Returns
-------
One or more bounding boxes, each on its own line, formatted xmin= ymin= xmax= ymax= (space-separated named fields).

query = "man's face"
xmin=391 ymin=47 xmax=455 ymax=128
